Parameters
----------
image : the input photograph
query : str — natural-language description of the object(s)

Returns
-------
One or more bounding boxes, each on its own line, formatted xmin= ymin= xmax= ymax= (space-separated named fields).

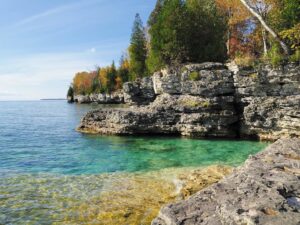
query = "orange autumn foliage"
xmin=73 ymin=72 xmax=97 ymax=95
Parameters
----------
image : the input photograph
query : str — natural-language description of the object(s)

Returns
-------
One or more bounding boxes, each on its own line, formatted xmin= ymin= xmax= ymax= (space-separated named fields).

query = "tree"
xmin=128 ymin=13 xmax=147 ymax=80
xmin=148 ymin=0 xmax=164 ymax=27
xmin=280 ymin=0 xmax=300 ymax=29
xmin=73 ymin=72 xmax=97 ymax=95
xmin=107 ymin=61 xmax=117 ymax=93
xmin=186 ymin=0 xmax=228 ymax=62
xmin=67 ymin=85 xmax=74 ymax=100
xmin=118 ymin=54 xmax=130 ymax=82
xmin=239 ymin=0 xmax=290 ymax=55
xmin=216 ymin=0 xmax=250 ymax=56
xmin=147 ymin=0 xmax=228 ymax=70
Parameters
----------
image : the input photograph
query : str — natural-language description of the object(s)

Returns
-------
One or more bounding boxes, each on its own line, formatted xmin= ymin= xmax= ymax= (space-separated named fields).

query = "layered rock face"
xmin=123 ymin=77 xmax=156 ymax=105
xmin=152 ymin=138 xmax=300 ymax=225
xmin=78 ymin=62 xmax=300 ymax=140
xmin=235 ymin=64 xmax=300 ymax=140
xmin=78 ymin=63 xmax=239 ymax=138
xmin=73 ymin=91 xmax=124 ymax=104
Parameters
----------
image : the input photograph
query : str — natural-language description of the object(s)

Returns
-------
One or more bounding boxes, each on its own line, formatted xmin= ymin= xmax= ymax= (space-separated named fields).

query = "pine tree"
xmin=147 ymin=0 xmax=228 ymax=71
xmin=128 ymin=13 xmax=147 ymax=80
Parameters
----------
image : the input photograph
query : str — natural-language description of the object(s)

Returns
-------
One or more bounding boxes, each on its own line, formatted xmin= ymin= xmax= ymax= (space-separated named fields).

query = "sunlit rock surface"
xmin=78 ymin=62 xmax=300 ymax=140
xmin=152 ymin=138 xmax=300 ymax=225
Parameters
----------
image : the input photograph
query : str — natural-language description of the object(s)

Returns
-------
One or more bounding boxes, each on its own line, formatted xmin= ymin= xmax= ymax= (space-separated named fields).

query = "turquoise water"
xmin=0 ymin=101 xmax=267 ymax=176
xmin=0 ymin=101 xmax=268 ymax=224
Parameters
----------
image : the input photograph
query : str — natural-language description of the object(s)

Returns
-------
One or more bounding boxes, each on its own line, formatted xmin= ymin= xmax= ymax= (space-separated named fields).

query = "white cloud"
xmin=88 ymin=48 xmax=97 ymax=53
xmin=0 ymin=51 xmax=110 ymax=100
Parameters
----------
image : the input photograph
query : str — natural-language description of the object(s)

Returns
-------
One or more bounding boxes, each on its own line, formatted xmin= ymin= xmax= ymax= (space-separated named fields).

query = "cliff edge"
xmin=77 ymin=62 xmax=300 ymax=140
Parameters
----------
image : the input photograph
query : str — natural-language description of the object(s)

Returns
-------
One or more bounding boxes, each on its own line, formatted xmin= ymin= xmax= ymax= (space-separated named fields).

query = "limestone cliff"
xmin=77 ymin=62 xmax=300 ymax=140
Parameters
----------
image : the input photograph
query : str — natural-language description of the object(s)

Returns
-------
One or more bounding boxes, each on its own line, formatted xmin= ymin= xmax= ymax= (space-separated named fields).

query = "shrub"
xmin=289 ymin=49 xmax=300 ymax=63
xmin=188 ymin=71 xmax=200 ymax=81
xmin=234 ymin=53 xmax=256 ymax=68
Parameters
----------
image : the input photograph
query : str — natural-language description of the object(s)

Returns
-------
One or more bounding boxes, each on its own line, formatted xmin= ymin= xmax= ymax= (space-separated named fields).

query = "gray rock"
xmin=77 ymin=94 xmax=238 ymax=138
xmin=123 ymin=77 xmax=156 ymax=105
xmin=77 ymin=62 xmax=300 ymax=140
xmin=73 ymin=91 xmax=124 ymax=104
xmin=152 ymin=138 xmax=300 ymax=225
xmin=74 ymin=95 xmax=90 ymax=104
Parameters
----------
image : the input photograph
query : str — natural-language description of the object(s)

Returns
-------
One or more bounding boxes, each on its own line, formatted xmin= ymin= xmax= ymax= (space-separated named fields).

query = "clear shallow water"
xmin=0 ymin=101 xmax=268 ymax=224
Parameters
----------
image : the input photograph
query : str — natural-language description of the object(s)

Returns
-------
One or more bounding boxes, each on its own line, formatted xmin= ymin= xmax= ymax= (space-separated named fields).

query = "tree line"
xmin=69 ymin=0 xmax=300 ymax=96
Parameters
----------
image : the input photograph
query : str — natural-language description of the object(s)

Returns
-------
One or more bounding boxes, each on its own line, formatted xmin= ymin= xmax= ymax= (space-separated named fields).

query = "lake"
xmin=0 ymin=101 xmax=268 ymax=224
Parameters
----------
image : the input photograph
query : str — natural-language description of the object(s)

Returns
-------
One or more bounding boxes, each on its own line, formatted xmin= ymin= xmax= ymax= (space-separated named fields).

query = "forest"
xmin=68 ymin=0 xmax=300 ymax=96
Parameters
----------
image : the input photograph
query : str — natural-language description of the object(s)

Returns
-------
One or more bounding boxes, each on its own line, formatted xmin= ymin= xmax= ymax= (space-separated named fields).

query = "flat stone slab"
xmin=152 ymin=138 xmax=300 ymax=225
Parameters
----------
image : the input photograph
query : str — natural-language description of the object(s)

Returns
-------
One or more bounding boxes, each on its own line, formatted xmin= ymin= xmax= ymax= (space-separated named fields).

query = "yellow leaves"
xmin=73 ymin=72 xmax=96 ymax=95
xmin=115 ymin=75 xmax=123 ymax=90
xmin=215 ymin=0 xmax=250 ymax=26
xmin=121 ymin=58 xmax=130 ymax=70
xmin=98 ymin=67 xmax=109 ymax=90
xmin=280 ymin=23 xmax=300 ymax=50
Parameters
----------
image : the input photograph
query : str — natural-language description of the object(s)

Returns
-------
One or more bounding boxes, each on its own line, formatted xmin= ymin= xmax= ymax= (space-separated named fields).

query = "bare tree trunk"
xmin=227 ymin=29 xmax=231 ymax=56
xmin=239 ymin=0 xmax=290 ymax=55
xmin=262 ymin=28 xmax=268 ymax=56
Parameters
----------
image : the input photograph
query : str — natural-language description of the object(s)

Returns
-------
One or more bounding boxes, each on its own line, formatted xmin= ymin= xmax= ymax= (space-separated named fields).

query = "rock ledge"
xmin=152 ymin=138 xmax=300 ymax=225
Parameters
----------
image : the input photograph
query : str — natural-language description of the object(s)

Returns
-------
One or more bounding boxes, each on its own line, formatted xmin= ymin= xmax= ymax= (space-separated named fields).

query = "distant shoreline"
xmin=40 ymin=99 xmax=66 ymax=101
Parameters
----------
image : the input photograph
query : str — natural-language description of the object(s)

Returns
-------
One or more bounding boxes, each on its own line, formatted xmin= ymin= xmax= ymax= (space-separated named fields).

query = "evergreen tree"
xmin=186 ymin=0 xmax=228 ymax=62
xmin=107 ymin=61 xmax=117 ymax=93
xmin=147 ymin=0 xmax=228 ymax=72
xmin=280 ymin=0 xmax=300 ymax=29
xmin=129 ymin=13 xmax=147 ymax=80
xmin=148 ymin=0 xmax=165 ymax=27
xmin=118 ymin=54 xmax=130 ymax=83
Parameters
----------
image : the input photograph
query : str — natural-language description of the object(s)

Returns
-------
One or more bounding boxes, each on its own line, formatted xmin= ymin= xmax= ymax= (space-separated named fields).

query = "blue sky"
xmin=0 ymin=0 xmax=156 ymax=100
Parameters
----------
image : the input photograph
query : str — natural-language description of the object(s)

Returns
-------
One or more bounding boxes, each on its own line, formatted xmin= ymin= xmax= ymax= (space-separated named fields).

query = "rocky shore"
xmin=72 ymin=90 xmax=124 ymax=104
xmin=152 ymin=138 xmax=300 ymax=225
xmin=77 ymin=62 xmax=300 ymax=140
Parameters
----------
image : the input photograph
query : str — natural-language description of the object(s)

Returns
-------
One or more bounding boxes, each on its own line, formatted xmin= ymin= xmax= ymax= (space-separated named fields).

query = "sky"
xmin=0 ymin=0 xmax=156 ymax=100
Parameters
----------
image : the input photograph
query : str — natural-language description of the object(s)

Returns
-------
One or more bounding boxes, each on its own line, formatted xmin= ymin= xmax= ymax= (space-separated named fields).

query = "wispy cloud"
xmin=14 ymin=0 xmax=103 ymax=27
xmin=0 ymin=50 xmax=112 ymax=100
xmin=88 ymin=48 xmax=97 ymax=53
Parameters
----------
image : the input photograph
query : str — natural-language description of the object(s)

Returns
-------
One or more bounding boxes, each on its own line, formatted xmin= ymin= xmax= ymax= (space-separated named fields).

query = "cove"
xmin=0 ymin=101 xmax=268 ymax=224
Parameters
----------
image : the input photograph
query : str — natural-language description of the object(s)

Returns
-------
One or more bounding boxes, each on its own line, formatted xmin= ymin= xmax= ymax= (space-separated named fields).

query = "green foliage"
xmin=146 ymin=50 xmax=165 ymax=74
xmin=67 ymin=85 xmax=74 ymax=98
xmin=267 ymin=43 xmax=285 ymax=67
xmin=280 ymin=0 xmax=300 ymax=29
xmin=72 ymin=59 xmax=131 ymax=95
xmin=185 ymin=0 xmax=228 ymax=62
xmin=128 ymin=14 xmax=147 ymax=79
xmin=280 ymin=23 xmax=300 ymax=53
xmin=289 ymin=49 xmax=300 ymax=63
xmin=188 ymin=72 xmax=200 ymax=81
xmin=148 ymin=0 xmax=228 ymax=69
xmin=118 ymin=55 xmax=130 ymax=83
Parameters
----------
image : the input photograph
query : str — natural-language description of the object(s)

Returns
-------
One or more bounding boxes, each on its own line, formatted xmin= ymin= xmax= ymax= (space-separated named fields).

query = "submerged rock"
xmin=152 ymin=138 xmax=300 ymax=225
